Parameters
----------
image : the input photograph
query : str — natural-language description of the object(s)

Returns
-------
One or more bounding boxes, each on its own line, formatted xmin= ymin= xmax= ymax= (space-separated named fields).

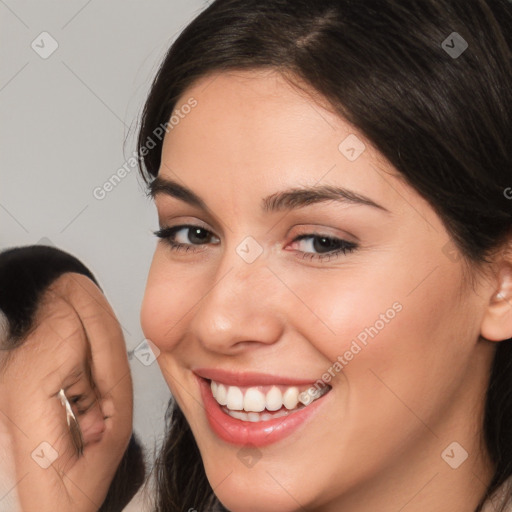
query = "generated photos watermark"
xmin=93 ymin=97 xmax=198 ymax=201
xmin=299 ymin=301 xmax=403 ymax=404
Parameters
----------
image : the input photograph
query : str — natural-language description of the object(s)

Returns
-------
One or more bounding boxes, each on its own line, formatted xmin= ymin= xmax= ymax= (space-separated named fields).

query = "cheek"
xmin=277 ymin=261 xmax=408 ymax=365
xmin=360 ymin=269 xmax=471 ymax=417
xmin=287 ymin=254 xmax=471 ymax=402
xmin=140 ymin=282 xmax=171 ymax=348
xmin=140 ymin=251 xmax=198 ymax=351
xmin=0 ymin=416 xmax=18 ymax=507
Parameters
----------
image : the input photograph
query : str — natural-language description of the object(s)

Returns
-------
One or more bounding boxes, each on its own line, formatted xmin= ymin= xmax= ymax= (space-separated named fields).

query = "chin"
xmin=203 ymin=461 xmax=311 ymax=512
xmin=215 ymin=488 xmax=302 ymax=512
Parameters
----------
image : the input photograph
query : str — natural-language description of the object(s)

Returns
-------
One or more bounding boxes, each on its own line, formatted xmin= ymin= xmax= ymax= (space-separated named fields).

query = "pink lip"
xmin=195 ymin=373 xmax=330 ymax=447
xmin=193 ymin=368 xmax=318 ymax=387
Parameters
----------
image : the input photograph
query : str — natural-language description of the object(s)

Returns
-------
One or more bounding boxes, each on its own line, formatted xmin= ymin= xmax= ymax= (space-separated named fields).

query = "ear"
xmin=480 ymin=251 xmax=512 ymax=342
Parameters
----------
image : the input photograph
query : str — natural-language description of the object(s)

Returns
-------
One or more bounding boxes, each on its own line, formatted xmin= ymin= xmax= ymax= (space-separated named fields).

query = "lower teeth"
xmin=222 ymin=406 xmax=303 ymax=422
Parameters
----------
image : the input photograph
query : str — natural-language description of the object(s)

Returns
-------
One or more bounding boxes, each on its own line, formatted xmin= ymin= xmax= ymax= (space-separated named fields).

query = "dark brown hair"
xmin=137 ymin=1 xmax=512 ymax=510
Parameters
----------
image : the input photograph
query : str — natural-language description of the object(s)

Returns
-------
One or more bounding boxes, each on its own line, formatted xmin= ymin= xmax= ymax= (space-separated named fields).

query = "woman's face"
xmin=0 ymin=272 xmax=133 ymax=512
xmin=141 ymin=70 xmax=498 ymax=511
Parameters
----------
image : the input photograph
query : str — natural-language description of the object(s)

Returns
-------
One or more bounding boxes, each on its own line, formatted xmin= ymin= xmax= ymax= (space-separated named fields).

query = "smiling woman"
xmin=0 ymin=245 xmax=145 ymax=512
xmin=137 ymin=1 xmax=512 ymax=511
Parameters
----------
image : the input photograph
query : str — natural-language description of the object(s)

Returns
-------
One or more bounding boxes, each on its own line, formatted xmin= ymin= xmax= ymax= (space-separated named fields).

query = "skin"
xmin=0 ymin=272 xmax=133 ymax=512
xmin=141 ymin=69 xmax=512 ymax=512
xmin=0 ymin=407 xmax=19 ymax=510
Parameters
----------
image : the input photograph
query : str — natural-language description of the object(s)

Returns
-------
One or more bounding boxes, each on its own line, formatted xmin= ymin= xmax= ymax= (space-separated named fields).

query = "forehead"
xmin=165 ymin=69 xmax=352 ymax=161
xmin=25 ymin=273 xmax=110 ymax=354
xmin=183 ymin=68 xmax=329 ymax=114
xmin=0 ymin=272 xmax=127 ymax=400
xmin=0 ymin=275 xmax=89 ymax=385
xmin=20 ymin=275 xmax=82 ymax=354
xmin=159 ymin=69 xmax=406 ymax=213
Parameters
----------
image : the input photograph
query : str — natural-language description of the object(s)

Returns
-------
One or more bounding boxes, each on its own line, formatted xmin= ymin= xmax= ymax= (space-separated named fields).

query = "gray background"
xmin=1 ymin=0 xmax=210 ymax=470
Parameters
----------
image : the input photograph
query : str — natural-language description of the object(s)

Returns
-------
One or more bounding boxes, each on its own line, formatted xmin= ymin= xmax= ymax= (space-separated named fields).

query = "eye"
xmin=289 ymin=234 xmax=357 ymax=260
xmin=154 ymin=225 xmax=220 ymax=251
xmin=68 ymin=392 xmax=98 ymax=416
xmin=69 ymin=395 xmax=87 ymax=414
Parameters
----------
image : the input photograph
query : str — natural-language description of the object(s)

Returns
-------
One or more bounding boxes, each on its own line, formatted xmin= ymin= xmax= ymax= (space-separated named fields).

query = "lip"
xmin=194 ymin=368 xmax=319 ymax=387
xmin=195 ymin=372 xmax=330 ymax=447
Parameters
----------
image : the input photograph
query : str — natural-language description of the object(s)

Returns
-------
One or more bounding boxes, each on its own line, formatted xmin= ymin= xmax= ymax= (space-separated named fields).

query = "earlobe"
xmin=480 ymin=265 xmax=512 ymax=342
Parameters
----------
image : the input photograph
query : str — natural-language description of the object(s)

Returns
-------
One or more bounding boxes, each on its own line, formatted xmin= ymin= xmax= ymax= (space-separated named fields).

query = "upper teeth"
xmin=210 ymin=380 xmax=327 ymax=412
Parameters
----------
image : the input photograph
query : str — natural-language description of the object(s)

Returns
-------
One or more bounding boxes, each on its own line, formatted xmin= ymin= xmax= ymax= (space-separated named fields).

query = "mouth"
xmin=194 ymin=370 xmax=332 ymax=446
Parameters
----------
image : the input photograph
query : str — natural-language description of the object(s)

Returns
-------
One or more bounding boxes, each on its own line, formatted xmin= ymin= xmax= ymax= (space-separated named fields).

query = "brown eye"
xmin=154 ymin=225 xmax=220 ymax=246
xmin=289 ymin=234 xmax=358 ymax=260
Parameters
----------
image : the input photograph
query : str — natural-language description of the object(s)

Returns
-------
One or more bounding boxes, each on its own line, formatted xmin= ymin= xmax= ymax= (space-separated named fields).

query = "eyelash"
xmin=153 ymin=225 xmax=358 ymax=261
xmin=70 ymin=394 xmax=95 ymax=415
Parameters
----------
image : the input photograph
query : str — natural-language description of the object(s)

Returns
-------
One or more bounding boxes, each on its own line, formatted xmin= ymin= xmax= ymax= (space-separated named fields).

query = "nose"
xmin=78 ymin=400 xmax=106 ymax=445
xmin=190 ymin=249 xmax=285 ymax=354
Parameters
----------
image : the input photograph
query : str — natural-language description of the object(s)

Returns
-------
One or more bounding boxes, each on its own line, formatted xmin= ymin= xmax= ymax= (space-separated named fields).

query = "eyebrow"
xmin=150 ymin=177 xmax=207 ymax=210
xmin=67 ymin=367 xmax=85 ymax=383
xmin=149 ymin=176 xmax=389 ymax=213
xmin=55 ymin=366 xmax=85 ymax=394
